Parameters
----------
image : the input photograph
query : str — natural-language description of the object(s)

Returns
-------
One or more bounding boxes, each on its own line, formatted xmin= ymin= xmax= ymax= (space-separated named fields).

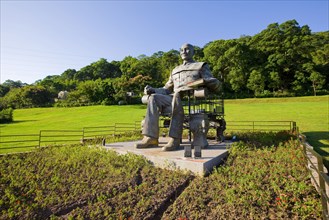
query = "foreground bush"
xmin=0 ymin=145 xmax=191 ymax=219
xmin=163 ymin=132 xmax=322 ymax=219
xmin=0 ymin=132 xmax=322 ymax=219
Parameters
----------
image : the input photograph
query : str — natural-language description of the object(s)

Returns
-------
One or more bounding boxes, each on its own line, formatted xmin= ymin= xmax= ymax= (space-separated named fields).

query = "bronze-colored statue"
xmin=135 ymin=43 xmax=220 ymax=151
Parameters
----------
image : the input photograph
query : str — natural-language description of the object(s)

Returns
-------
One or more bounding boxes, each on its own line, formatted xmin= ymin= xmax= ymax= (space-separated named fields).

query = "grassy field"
xmin=1 ymin=95 xmax=328 ymax=154
xmin=1 ymin=105 xmax=146 ymax=134
xmin=224 ymin=95 xmax=329 ymax=156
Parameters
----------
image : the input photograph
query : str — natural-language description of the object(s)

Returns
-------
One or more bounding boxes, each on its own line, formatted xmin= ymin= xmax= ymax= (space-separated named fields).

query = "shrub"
xmin=0 ymin=108 xmax=13 ymax=123
xmin=163 ymin=131 xmax=322 ymax=219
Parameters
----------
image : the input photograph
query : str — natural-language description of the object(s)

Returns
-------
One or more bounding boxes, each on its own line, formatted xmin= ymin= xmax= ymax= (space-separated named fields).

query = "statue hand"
xmin=144 ymin=85 xmax=155 ymax=95
xmin=204 ymin=78 xmax=221 ymax=92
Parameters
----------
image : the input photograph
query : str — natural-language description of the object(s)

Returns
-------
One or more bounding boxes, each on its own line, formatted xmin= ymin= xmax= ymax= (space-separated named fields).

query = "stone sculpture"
xmin=135 ymin=43 xmax=220 ymax=151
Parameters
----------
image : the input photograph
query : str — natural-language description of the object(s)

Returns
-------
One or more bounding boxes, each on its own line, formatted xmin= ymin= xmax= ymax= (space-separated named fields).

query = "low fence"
xmin=83 ymin=122 xmax=140 ymax=141
xmin=1 ymin=120 xmax=295 ymax=152
xmin=226 ymin=120 xmax=297 ymax=132
xmin=299 ymin=134 xmax=329 ymax=220
xmin=0 ymin=122 xmax=140 ymax=151
xmin=39 ymin=130 xmax=84 ymax=147
xmin=0 ymin=134 xmax=40 ymax=151
xmin=1 ymin=121 xmax=298 ymax=151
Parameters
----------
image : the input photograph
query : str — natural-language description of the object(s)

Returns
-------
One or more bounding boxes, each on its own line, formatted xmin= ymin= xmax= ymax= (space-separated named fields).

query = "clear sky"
xmin=1 ymin=0 xmax=328 ymax=84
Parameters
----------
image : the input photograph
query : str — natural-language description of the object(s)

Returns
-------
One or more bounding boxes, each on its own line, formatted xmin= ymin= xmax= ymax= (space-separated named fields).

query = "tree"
xmin=109 ymin=60 xmax=123 ymax=78
xmin=311 ymin=33 xmax=329 ymax=91
xmin=36 ymin=75 xmax=65 ymax=96
xmin=309 ymin=71 xmax=325 ymax=96
xmin=120 ymin=56 xmax=139 ymax=79
xmin=0 ymin=85 xmax=53 ymax=108
xmin=1 ymin=80 xmax=25 ymax=88
xmin=204 ymin=40 xmax=234 ymax=80
xmin=268 ymin=71 xmax=281 ymax=92
xmin=74 ymin=65 xmax=94 ymax=81
xmin=193 ymin=45 xmax=204 ymax=61
xmin=22 ymin=85 xmax=53 ymax=107
xmin=227 ymin=67 xmax=246 ymax=97
xmin=0 ymin=88 xmax=24 ymax=109
xmin=3 ymin=19 xmax=328 ymax=105
xmin=204 ymin=38 xmax=258 ymax=96
xmin=0 ymin=85 xmax=10 ymax=97
xmin=159 ymin=50 xmax=180 ymax=84
xmin=61 ymin=69 xmax=76 ymax=80
xmin=249 ymin=20 xmax=313 ymax=93
xmin=247 ymin=70 xmax=265 ymax=96
xmin=1 ymin=80 xmax=26 ymax=97
xmin=91 ymin=58 xmax=122 ymax=79
xmin=75 ymin=80 xmax=103 ymax=104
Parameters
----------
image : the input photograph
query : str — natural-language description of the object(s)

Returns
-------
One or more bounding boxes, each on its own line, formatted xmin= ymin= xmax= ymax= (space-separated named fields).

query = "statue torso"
xmin=171 ymin=62 xmax=205 ymax=91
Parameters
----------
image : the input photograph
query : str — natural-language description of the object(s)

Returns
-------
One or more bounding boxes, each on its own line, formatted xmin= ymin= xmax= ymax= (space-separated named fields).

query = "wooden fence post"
xmin=318 ymin=156 xmax=329 ymax=219
xmin=81 ymin=128 xmax=85 ymax=144
xmin=38 ymin=130 xmax=42 ymax=148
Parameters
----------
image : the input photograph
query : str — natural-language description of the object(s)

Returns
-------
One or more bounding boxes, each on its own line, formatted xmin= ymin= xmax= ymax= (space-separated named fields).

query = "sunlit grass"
xmin=1 ymin=95 xmax=328 ymax=154
xmin=1 ymin=105 xmax=147 ymax=135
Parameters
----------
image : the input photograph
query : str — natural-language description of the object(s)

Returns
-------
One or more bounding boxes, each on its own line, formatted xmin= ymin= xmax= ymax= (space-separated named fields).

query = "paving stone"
xmin=104 ymin=137 xmax=231 ymax=176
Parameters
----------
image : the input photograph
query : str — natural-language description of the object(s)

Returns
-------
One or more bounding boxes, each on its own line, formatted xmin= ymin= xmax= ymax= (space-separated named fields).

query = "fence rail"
xmin=0 ymin=134 xmax=40 ymax=150
xmin=226 ymin=120 xmax=297 ymax=132
xmin=299 ymin=134 xmax=329 ymax=220
xmin=39 ymin=130 xmax=84 ymax=147
xmin=0 ymin=121 xmax=296 ymax=150
xmin=1 ymin=120 xmax=295 ymax=152
xmin=0 ymin=122 xmax=141 ymax=152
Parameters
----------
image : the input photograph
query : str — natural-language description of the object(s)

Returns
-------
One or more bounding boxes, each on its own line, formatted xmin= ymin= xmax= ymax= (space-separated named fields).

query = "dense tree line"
xmin=1 ymin=20 xmax=328 ymax=110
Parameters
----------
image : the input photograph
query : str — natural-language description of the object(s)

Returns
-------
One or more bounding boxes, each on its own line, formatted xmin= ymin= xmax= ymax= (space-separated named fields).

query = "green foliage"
xmin=2 ymin=19 xmax=328 ymax=108
xmin=0 ymin=145 xmax=191 ymax=219
xmin=0 ymin=132 xmax=322 ymax=219
xmin=0 ymin=85 xmax=54 ymax=109
xmin=163 ymin=132 xmax=321 ymax=219
xmin=0 ymin=108 xmax=13 ymax=123
xmin=247 ymin=70 xmax=265 ymax=95
xmin=245 ymin=20 xmax=327 ymax=97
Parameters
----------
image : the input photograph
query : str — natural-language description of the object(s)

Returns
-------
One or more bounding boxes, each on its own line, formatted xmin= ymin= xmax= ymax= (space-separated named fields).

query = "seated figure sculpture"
xmin=135 ymin=43 xmax=220 ymax=151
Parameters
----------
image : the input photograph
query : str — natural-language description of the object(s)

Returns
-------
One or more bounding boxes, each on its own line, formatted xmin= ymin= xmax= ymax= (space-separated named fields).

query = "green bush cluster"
xmin=163 ymin=132 xmax=322 ymax=219
xmin=0 ymin=108 xmax=13 ymax=123
xmin=0 ymin=145 xmax=191 ymax=219
xmin=0 ymin=132 xmax=322 ymax=219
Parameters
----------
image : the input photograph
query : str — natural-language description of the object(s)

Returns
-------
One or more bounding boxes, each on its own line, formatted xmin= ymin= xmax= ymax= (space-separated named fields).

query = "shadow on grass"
xmin=303 ymin=131 xmax=329 ymax=171
xmin=0 ymin=120 xmax=37 ymax=125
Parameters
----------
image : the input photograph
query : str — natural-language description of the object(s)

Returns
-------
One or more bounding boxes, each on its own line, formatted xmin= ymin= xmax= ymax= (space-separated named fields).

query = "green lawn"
xmin=1 ymin=95 xmax=328 ymax=154
xmin=224 ymin=95 xmax=329 ymax=156
xmin=1 ymin=105 xmax=147 ymax=134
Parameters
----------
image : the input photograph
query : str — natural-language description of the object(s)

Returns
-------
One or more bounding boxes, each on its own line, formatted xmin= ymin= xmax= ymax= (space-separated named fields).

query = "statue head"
xmin=180 ymin=43 xmax=194 ymax=62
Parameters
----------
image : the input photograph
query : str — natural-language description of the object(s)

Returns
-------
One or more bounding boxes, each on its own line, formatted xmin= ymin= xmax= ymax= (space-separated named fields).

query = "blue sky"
xmin=1 ymin=1 xmax=328 ymax=84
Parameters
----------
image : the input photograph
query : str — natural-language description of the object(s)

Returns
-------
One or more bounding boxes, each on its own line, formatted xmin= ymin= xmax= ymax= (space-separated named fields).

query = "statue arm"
xmin=144 ymin=74 xmax=173 ymax=95
xmin=157 ymin=74 xmax=174 ymax=95
xmin=200 ymin=63 xmax=221 ymax=93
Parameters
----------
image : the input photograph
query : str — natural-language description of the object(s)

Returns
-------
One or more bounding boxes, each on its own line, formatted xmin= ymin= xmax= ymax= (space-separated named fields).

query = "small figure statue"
xmin=135 ymin=43 xmax=220 ymax=151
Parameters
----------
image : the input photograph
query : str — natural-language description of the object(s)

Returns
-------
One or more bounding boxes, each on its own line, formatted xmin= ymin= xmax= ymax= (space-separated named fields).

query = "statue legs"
xmin=142 ymin=93 xmax=172 ymax=139
xmin=139 ymin=92 xmax=184 ymax=150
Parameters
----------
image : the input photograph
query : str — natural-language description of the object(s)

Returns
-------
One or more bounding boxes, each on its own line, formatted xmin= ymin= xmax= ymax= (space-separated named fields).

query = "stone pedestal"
xmin=184 ymin=145 xmax=192 ymax=157
xmin=194 ymin=145 xmax=202 ymax=158
xmin=189 ymin=114 xmax=210 ymax=151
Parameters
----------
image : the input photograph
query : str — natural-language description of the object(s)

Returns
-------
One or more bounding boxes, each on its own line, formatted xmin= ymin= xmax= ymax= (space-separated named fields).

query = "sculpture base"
xmin=104 ymin=137 xmax=231 ymax=176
